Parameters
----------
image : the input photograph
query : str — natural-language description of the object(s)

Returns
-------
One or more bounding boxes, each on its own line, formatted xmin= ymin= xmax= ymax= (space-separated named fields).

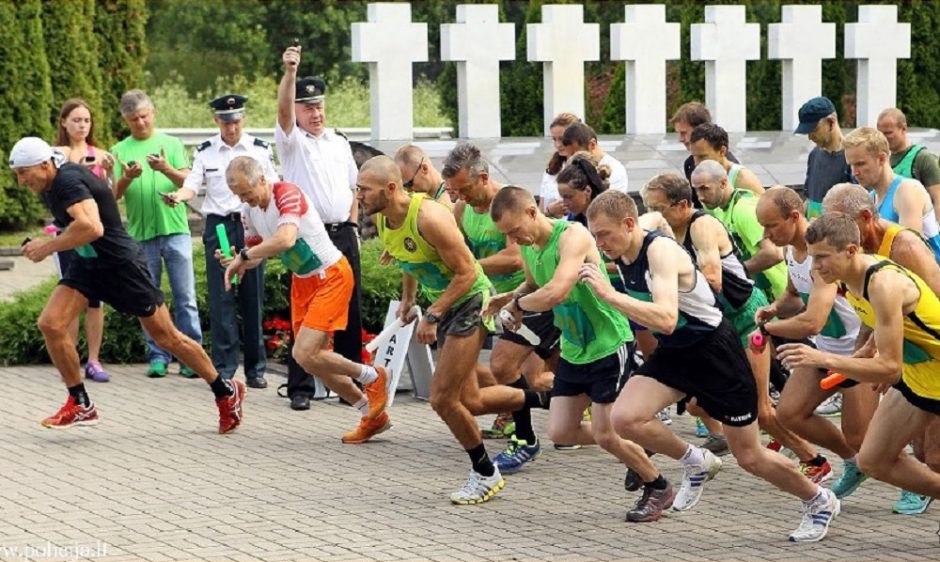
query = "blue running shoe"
xmin=893 ymin=490 xmax=933 ymax=515
xmin=494 ymin=435 xmax=541 ymax=474
xmin=830 ymin=460 xmax=868 ymax=499
xmin=694 ymin=417 xmax=709 ymax=438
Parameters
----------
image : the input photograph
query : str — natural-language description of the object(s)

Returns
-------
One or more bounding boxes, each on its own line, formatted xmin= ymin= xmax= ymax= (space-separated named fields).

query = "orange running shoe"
xmin=800 ymin=458 xmax=833 ymax=484
xmin=342 ymin=411 xmax=391 ymax=444
xmin=363 ymin=366 xmax=389 ymax=419
xmin=41 ymin=396 xmax=99 ymax=429
xmin=216 ymin=379 xmax=246 ymax=434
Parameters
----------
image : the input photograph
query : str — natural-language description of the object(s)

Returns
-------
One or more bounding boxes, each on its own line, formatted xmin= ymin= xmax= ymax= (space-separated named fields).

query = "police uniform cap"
xmin=295 ymin=77 xmax=326 ymax=104
xmin=209 ymin=94 xmax=248 ymax=122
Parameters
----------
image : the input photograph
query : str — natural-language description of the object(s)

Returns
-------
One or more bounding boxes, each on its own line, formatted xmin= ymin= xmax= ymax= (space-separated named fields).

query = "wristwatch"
xmin=239 ymin=247 xmax=251 ymax=262
xmin=424 ymin=311 xmax=442 ymax=324
xmin=757 ymin=320 xmax=769 ymax=336
xmin=513 ymin=293 xmax=527 ymax=313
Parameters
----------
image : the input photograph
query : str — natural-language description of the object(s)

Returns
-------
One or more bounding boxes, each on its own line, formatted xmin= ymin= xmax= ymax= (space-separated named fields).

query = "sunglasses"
xmin=403 ymin=157 xmax=424 ymax=190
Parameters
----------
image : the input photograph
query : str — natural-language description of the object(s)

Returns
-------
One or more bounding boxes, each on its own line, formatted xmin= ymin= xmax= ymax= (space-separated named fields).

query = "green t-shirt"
xmin=520 ymin=219 xmax=633 ymax=364
xmin=111 ymin=132 xmax=191 ymax=241
xmin=890 ymin=144 xmax=940 ymax=188
xmin=461 ymin=203 xmax=526 ymax=293
xmin=705 ymin=189 xmax=788 ymax=300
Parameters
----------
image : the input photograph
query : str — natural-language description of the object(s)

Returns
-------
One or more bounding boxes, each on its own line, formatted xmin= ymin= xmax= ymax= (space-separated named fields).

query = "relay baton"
xmin=365 ymin=305 xmax=420 ymax=355
xmin=216 ymin=224 xmax=239 ymax=285
xmin=820 ymin=370 xmax=847 ymax=390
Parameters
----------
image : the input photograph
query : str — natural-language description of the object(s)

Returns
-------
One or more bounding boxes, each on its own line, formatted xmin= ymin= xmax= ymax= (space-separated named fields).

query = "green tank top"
xmin=892 ymin=144 xmax=925 ymax=180
xmin=377 ymin=194 xmax=492 ymax=305
xmin=462 ymin=203 xmax=526 ymax=293
xmin=520 ymin=219 xmax=633 ymax=364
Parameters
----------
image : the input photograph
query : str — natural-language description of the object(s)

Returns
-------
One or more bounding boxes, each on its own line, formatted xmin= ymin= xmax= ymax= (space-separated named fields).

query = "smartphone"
xmin=147 ymin=153 xmax=160 ymax=160
xmin=21 ymin=237 xmax=31 ymax=247
xmin=292 ymin=38 xmax=301 ymax=47
xmin=84 ymin=155 xmax=95 ymax=163
xmin=126 ymin=160 xmax=137 ymax=168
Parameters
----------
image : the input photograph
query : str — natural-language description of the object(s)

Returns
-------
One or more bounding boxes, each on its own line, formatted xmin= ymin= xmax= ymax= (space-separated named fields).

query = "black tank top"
xmin=683 ymin=211 xmax=755 ymax=311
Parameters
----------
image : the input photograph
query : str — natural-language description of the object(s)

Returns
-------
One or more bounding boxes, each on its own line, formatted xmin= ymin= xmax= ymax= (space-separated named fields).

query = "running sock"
xmin=209 ymin=376 xmax=234 ymax=398
xmin=805 ymin=486 xmax=825 ymax=505
xmin=353 ymin=397 xmax=369 ymax=417
xmin=510 ymin=379 xmax=538 ymax=444
xmin=644 ymin=474 xmax=668 ymax=490
xmin=68 ymin=383 xmax=90 ymax=407
xmin=680 ymin=444 xmax=706 ymax=468
xmin=467 ymin=443 xmax=495 ymax=477
xmin=356 ymin=365 xmax=378 ymax=385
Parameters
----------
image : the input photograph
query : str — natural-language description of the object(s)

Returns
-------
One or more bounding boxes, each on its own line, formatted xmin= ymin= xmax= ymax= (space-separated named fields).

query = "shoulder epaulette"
xmin=196 ymin=140 xmax=211 ymax=152
xmin=253 ymin=138 xmax=270 ymax=149
xmin=334 ymin=129 xmax=348 ymax=141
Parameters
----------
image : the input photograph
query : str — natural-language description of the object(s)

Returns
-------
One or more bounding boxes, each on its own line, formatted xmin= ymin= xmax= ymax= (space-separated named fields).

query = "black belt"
xmin=324 ymin=221 xmax=357 ymax=233
xmin=209 ymin=212 xmax=242 ymax=222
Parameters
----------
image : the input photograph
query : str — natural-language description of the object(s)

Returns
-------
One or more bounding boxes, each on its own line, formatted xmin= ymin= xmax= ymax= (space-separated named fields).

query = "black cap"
xmin=795 ymin=96 xmax=836 ymax=134
xmin=209 ymin=94 xmax=247 ymax=122
xmin=295 ymin=76 xmax=326 ymax=104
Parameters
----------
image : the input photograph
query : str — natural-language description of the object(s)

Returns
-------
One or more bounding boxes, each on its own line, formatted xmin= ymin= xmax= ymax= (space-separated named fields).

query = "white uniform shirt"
xmin=183 ymin=133 xmax=279 ymax=217
xmin=274 ymin=123 xmax=357 ymax=224
xmin=539 ymin=171 xmax=560 ymax=210
xmin=600 ymin=153 xmax=629 ymax=193
xmin=243 ymin=182 xmax=342 ymax=278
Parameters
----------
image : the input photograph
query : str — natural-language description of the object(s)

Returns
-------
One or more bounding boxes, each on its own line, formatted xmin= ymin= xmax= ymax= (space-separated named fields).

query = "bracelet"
xmin=757 ymin=320 xmax=769 ymax=336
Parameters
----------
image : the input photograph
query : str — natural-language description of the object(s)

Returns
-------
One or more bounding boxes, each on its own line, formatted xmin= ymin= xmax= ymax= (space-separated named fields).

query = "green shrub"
xmin=0 ymin=237 xmax=399 ymax=365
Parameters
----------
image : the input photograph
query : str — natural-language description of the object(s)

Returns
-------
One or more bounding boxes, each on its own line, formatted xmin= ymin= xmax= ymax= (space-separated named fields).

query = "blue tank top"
xmin=873 ymin=175 xmax=940 ymax=262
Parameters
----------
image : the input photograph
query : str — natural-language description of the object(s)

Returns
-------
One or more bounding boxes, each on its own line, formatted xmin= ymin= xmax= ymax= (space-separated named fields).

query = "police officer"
xmin=167 ymin=94 xmax=279 ymax=389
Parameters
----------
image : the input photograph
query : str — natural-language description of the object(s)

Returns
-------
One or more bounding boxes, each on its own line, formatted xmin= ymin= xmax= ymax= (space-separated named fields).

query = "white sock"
xmin=353 ymin=397 xmax=369 ymax=417
xmin=805 ymin=486 xmax=826 ymax=505
xmin=357 ymin=365 xmax=378 ymax=385
xmin=844 ymin=456 xmax=857 ymax=465
xmin=680 ymin=444 xmax=705 ymax=468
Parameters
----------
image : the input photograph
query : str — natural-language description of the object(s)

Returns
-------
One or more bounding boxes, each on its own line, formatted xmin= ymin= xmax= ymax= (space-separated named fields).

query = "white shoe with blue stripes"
xmin=789 ymin=488 xmax=840 ymax=542
xmin=673 ymin=448 xmax=721 ymax=511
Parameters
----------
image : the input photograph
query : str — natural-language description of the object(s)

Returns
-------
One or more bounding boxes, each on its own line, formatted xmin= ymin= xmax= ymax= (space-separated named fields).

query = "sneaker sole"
xmin=42 ymin=418 xmax=99 ymax=429
xmin=627 ymin=489 xmax=676 ymax=522
xmin=832 ymin=475 xmax=869 ymax=499
xmin=809 ymin=470 xmax=834 ymax=485
xmin=342 ymin=420 xmax=392 ymax=444
xmin=450 ymin=478 xmax=505 ymax=505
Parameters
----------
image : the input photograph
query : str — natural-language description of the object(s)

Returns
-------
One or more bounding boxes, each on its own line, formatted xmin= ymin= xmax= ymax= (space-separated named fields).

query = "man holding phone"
xmin=111 ymin=89 xmax=202 ymax=379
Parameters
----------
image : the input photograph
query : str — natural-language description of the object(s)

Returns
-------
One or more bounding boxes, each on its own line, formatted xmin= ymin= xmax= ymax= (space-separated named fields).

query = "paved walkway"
xmin=1 ymin=364 xmax=938 ymax=562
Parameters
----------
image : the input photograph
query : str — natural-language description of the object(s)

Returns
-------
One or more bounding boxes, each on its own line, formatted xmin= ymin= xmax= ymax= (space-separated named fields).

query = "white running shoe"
xmin=789 ymin=488 xmax=840 ymax=542
xmin=449 ymin=467 xmax=505 ymax=505
xmin=673 ymin=448 xmax=722 ymax=511
xmin=815 ymin=393 xmax=842 ymax=416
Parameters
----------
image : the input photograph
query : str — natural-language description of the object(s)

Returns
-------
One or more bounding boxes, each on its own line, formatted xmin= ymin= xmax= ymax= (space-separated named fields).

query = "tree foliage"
xmin=94 ymin=0 xmax=148 ymax=142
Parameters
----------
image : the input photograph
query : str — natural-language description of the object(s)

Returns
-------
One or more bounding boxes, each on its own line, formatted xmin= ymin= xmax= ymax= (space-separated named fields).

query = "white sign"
xmin=611 ymin=5 xmax=680 ymax=134
xmin=441 ymin=5 xmax=516 ymax=139
xmin=351 ymin=3 xmax=428 ymax=140
xmin=769 ymin=6 xmax=836 ymax=132
xmin=371 ymin=301 xmax=435 ymax=406
xmin=690 ymin=5 xmax=760 ymax=132
xmin=845 ymin=5 xmax=911 ymax=127
xmin=527 ymin=4 xmax=600 ymax=135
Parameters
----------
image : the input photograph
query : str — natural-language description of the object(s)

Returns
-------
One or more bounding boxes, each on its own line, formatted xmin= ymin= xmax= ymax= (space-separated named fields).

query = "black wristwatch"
xmin=239 ymin=247 xmax=251 ymax=262
xmin=513 ymin=293 xmax=527 ymax=313
xmin=757 ymin=320 xmax=769 ymax=336
xmin=424 ymin=311 xmax=441 ymax=324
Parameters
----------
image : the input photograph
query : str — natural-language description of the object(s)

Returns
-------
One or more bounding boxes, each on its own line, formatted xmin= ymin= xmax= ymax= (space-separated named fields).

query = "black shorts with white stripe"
xmin=552 ymin=340 xmax=635 ymax=404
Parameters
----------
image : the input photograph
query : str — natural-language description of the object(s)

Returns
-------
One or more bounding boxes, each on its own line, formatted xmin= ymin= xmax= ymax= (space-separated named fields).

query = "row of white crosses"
xmin=351 ymin=3 xmax=910 ymax=140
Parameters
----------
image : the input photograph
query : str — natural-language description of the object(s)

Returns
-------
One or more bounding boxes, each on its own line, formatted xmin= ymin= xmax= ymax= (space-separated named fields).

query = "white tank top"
xmin=786 ymin=246 xmax=859 ymax=355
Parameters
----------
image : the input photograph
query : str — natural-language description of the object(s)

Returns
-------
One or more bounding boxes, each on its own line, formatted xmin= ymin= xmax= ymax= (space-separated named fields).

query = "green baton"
xmin=216 ymin=223 xmax=239 ymax=286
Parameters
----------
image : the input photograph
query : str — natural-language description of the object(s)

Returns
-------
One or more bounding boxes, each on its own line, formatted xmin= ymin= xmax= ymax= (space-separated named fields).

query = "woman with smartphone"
xmin=51 ymin=98 xmax=112 ymax=383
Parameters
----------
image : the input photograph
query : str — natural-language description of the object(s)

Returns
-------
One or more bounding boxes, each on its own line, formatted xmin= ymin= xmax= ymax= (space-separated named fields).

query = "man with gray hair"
xmin=111 ymin=89 xmax=202 ymax=379
xmin=691 ymin=160 xmax=788 ymax=301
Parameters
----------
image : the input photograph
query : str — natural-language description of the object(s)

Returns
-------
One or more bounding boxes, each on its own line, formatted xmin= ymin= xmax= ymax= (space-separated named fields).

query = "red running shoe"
xmin=41 ymin=396 xmax=99 ymax=429
xmin=766 ymin=439 xmax=783 ymax=452
xmin=363 ymin=366 xmax=389 ymax=419
xmin=216 ymin=379 xmax=246 ymax=434
xmin=800 ymin=459 xmax=833 ymax=484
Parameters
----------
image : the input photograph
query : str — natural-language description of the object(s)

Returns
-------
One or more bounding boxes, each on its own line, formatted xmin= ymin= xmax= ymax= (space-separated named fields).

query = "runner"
xmin=222 ymin=156 xmax=389 ymax=444
xmin=11 ymin=137 xmax=245 ymax=434
xmin=585 ymin=189 xmax=839 ymax=541
xmin=488 ymin=186 xmax=659 ymax=521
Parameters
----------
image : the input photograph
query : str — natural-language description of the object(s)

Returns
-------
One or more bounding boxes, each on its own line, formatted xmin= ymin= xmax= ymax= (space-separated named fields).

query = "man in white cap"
xmin=9 ymin=136 xmax=245 ymax=433
xmin=167 ymin=94 xmax=279 ymax=389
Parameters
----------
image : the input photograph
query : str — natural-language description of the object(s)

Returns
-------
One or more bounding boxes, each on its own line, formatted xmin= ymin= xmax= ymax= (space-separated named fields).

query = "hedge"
xmin=0 ymin=237 xmax=406 ymax=366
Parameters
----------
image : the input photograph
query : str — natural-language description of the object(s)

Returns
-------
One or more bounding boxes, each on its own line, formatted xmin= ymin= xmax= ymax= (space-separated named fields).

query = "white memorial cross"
xmin=611 ymin=4 xmax=680 ymax=135
xmin=441 ymin=4 xmax=515 ymax=139
xmin=769 ymin=5 xmax=835 ymax=131
xmin=691 ymin=5 xmax=760 ymax=132
xmin=351 ymin=2 xmax=428 ymax=140
xmin=527 ymin=4 xmax=599 ymax=135
xmin=845 ymin=5 xmax=911 ymax=127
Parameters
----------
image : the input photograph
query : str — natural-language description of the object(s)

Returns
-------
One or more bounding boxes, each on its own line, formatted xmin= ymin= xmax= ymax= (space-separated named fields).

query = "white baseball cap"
xmin=8 ymin=137 xmax=64 ymax=168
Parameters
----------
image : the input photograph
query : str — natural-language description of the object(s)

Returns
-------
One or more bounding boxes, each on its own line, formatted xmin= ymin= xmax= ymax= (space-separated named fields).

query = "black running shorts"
xmin=499 ymin=308 xmax=561 ymax=360
xmin=552 ymin=341 xmax=635 ymax=404
xmin=637 ymin=319 xmax=757 ymax=427
xmin=59 ymin=253 xmax=165 ymax=318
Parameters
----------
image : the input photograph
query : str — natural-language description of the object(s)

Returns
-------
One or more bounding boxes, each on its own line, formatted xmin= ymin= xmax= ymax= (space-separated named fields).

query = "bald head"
xmin=359 ymin=155 xmax=402 ymax=186
xmin=822 ymin=183 xmax=877 ymax=219
xmin=877 ymin=107 xmax=907 ymax=128
xmin=393 ymin=144 xmax=427 ymax=168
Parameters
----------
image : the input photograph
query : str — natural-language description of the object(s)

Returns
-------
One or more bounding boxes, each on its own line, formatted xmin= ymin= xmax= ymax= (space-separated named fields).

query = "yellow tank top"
xmin=376 ymin=193 xmax=491 ymax=304
xmin=844 ymin=257 xmax=940 ymax=399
